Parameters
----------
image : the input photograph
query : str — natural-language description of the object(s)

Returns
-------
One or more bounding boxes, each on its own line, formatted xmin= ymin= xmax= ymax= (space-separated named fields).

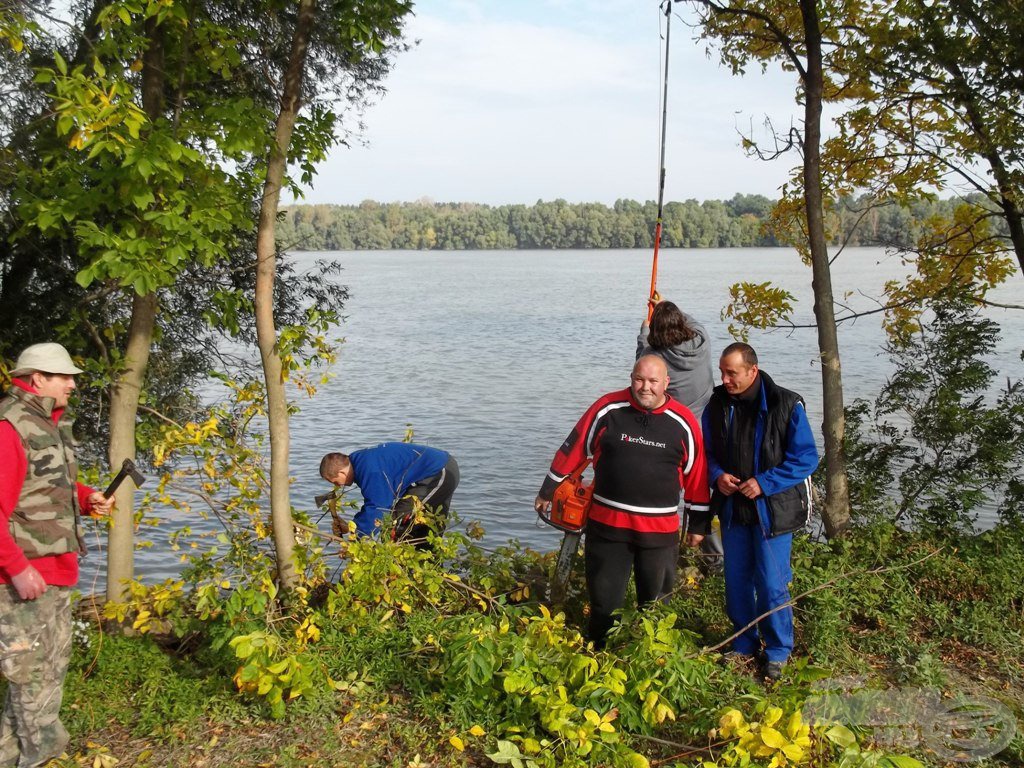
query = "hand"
xmin=11 ymin=565 xmax=47 ymax=600
xmin=534 ymin=495 xmax=551 ymax=514
xmin=738 ymin=477 xmax=763 ymax=499
xmin=684 ymin=533 xmax=705 ymax=548
xmin=87 ymin=492 xmax=115 ymax=516
xmin=716 ymin=473 xmax=741 ymax=496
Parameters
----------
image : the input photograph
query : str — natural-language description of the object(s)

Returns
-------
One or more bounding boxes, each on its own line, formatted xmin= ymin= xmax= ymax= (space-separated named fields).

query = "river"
xmin=78 ymin=248 xmax=1024 ymax=588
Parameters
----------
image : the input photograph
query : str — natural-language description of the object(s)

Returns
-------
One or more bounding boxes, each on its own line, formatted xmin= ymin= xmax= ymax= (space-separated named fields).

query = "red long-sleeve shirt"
xmin=0 ymin=379 xmax=98 ymax=586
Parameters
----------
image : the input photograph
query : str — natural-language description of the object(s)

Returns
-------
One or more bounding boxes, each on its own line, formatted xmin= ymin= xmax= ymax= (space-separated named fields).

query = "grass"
xmin=2 ymin=521 xmax=1020 ymax=767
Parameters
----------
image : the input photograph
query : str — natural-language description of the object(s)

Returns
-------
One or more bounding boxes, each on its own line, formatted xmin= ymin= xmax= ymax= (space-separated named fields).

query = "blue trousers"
xmin=721 ymin=522 xmax=794 ymax=662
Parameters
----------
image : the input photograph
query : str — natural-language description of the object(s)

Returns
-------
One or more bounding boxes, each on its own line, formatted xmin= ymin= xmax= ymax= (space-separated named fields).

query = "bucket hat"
xmin=10 ymin=343 xmax=84 ymax=377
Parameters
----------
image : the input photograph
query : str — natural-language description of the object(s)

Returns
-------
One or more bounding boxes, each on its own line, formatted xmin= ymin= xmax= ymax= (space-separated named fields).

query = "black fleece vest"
xmin=706 ymin=371 xmax=810 ymax=537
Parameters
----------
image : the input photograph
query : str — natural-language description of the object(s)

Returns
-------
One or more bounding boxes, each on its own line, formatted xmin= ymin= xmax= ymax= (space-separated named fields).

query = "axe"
xmin=314 ymin=488 xmax=339 ymax=509
xmin=103 ymin=458 xmax=146 ymax=498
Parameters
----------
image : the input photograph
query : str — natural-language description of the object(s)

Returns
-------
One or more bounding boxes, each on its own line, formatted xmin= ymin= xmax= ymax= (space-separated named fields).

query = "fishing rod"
xmin=648 ymin=0 xmax=673 ymax=321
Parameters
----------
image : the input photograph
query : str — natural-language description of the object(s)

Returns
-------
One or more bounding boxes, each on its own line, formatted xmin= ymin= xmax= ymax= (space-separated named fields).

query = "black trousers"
xmin=584 ymin=529 xmax=678 ymax=647
xmin=392 ymin=456 xmax=460 ymax=547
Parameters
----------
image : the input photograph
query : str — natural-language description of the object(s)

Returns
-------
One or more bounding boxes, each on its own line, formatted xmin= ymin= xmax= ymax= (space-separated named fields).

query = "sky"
xmin=299 ymin=0 xmax=806 ymax=207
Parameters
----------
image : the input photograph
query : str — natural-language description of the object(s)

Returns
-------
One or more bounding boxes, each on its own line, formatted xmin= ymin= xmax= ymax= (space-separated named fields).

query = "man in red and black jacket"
xmin=535 ymin=355 xmax=710 ymax=646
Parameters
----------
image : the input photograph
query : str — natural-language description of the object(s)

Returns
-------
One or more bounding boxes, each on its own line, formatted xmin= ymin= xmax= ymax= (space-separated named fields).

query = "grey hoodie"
xmin=636 ymin=312 xmax=714 ymax=420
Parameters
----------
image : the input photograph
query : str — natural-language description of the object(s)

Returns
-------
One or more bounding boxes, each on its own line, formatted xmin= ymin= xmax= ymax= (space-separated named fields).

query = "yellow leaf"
xmin=469 ymin=725 xmax=485 ymax=737
xmin=786 ymin=710 xmax=803 ymax=739
xmin=763 ymin=705 xmax=783 ymax=727
xmin=782 ymin=743 xmax=805 ymax=761
xmin=449 ymin=736 xmax=464 ymax=752
xmin=720 ymin=708 xmax=745 ymax=733
xmin=760 ymin=726 xmax=787 ymax=749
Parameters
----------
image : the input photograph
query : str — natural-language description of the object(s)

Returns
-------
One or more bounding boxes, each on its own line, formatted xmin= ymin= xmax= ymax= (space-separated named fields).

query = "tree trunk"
xmin=958 ymin=90 xmax=1024 ymax=276
xmin=105 ymin=292 xmax=157 ymax=602
xmin=105 ymin=17 xmax=165 ymax=603
xmin=800 ymin=0 xmax=850 ymax=537
xmin=254 ymin=0 xmax=318 ymax=590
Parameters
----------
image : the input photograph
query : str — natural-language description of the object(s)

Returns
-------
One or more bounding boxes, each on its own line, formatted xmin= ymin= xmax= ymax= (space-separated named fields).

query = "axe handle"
xmin=102 ymin=468 xmax=130 ymax=499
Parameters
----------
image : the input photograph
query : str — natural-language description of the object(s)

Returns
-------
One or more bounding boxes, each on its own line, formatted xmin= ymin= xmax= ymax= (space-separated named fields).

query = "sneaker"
xmin=764 ymin=660 xmax=785 ymax=681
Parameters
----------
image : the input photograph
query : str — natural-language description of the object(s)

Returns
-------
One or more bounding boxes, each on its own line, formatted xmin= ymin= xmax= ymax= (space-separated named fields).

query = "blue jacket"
xmin=699 ymin=372 xmax=819 ymax=537
xmin=350 ymin=442 xmax=449 ymax=536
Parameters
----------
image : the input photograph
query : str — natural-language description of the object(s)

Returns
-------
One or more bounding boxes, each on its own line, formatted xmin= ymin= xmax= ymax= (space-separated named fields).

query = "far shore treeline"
xmin=277 ymin=194 xmax=990 ymax=251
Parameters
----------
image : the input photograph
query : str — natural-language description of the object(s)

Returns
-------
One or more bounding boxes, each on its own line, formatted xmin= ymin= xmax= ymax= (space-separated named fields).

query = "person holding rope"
xmin=686 ymin=342 xmax=818 ymax=681
xmin=534 ymin=355 xmax=709 ymax=648
xmin=0 ymin=343 xmax=114 ymax=767
xmin=319 ymin=443 xmax=459 ymax=547
xmin=637 ymin=296 xmax=723 ymax=573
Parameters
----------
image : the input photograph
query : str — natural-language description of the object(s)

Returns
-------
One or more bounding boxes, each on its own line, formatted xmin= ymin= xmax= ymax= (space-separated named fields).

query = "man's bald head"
xmin=634 ymin=354 xmax=668 ymax=378
xmin=631 ymin=354 xmax=670 ymax=410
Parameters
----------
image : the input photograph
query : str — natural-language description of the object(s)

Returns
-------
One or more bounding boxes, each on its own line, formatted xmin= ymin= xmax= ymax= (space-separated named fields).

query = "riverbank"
xmin=38 ymin=522 xmax=1024 ymax=767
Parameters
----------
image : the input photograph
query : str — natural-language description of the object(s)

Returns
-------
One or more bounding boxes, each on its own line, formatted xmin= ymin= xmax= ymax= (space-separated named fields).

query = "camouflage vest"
xmin=0 ymin=386 xmax=84 ymax=559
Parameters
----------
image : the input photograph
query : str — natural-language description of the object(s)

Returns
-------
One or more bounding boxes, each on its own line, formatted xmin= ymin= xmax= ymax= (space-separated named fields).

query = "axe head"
xmin=103 ymin=457 xmax=146 ymax=498
xmin=314 ymin=489 xmax=338 ymax=508
xmin=123 ymin=458 xmax=145 ymax=487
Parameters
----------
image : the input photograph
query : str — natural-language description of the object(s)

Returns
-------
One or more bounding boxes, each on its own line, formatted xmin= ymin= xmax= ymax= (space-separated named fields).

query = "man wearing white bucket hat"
xmin=0 ymin=343 xmax=113 ymax=767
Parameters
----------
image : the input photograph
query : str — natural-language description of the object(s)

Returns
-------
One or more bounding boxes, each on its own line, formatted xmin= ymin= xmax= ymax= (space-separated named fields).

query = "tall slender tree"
xmin=690 ymin=0 xmax=854 ymax=536
xmin=2 ymin=0 xmax=411 ymax=596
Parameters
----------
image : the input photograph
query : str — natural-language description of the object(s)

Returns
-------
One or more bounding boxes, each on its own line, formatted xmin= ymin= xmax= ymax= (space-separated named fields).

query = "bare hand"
xmin=738 ymin=477 xmax=763 ymax=499
xmin=685 ymin=533 xmax=705 ymax=548
xmin=87 ymin=492 xmax=114 ymax=516
xmin=716 ymin=473 xmax=742 ymax=496
xmin=534 ymin=495 xmax=551 ymax=514
xmin=11 ymin=565 xmax=47 ymax=600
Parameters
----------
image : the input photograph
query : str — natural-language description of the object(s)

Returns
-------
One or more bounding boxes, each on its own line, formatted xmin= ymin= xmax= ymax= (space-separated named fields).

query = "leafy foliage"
xmin=844 ymin=297 xmax=1024 ymax=532
xmin=272 ymin=195 xmax=988 ymax=253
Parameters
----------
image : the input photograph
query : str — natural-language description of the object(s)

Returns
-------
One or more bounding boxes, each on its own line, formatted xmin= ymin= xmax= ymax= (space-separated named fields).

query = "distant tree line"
xmin=276 ymin=194 xmax=984 ymax=251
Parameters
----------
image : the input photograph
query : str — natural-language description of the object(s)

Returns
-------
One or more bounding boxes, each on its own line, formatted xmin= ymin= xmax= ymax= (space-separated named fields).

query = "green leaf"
xmin=825 ymin=724 xmax=858 ymax=749
xmin=486 ymin=741 xmax=523 ymax=765
xmin=883 ymin=757 xmax=925 ymax=768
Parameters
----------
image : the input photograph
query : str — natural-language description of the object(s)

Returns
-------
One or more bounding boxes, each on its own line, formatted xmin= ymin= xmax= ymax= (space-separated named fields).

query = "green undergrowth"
xmin=37 ymin=521 xmax=1024 ymax=767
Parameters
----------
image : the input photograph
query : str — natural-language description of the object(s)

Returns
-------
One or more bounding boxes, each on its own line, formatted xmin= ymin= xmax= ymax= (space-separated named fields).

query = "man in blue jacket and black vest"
xmin=320 ymin=443 xmax=459 ymax=546
xmin=686 ymin=342 xmax=818 ymax=681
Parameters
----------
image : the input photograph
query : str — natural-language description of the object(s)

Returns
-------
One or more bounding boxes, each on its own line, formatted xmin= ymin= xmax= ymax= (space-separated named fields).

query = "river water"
xmin=79 ymin=248 xmax=1024 ymax=587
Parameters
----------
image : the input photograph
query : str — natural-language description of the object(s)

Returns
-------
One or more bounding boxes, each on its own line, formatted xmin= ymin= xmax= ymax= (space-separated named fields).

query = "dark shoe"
xmin=764 ymin=660 xmax=785 ymax=681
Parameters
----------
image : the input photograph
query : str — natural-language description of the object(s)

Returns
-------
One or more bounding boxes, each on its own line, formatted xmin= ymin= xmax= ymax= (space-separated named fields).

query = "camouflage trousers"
xmin=0 ymin=585 xmax=72 ymax=768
